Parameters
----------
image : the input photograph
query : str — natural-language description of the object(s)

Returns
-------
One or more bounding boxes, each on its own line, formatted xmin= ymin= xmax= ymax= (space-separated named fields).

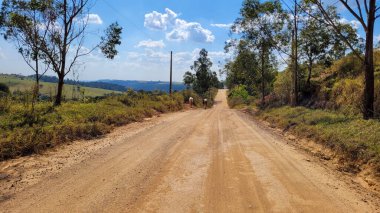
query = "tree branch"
xmin=364 ymin=0 xmax=369 ymax=14
xmin=339 ymin=0 xmax=367 ymax=31
xmin=301 ymin=1 xmax=364 ymax=62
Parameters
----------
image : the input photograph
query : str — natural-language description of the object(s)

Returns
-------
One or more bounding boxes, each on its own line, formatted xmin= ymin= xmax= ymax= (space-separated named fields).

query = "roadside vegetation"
xmin=225 ymin=0 xmax=380 ymax=176
xmin=0 ymin=89 xmax=183 ymax=161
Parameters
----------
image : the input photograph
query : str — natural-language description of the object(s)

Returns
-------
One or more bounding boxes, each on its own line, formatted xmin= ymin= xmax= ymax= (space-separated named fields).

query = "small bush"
xmin=330 ymin=78 xmax=363 ymax=115
xmin=0 ymin=83 xmax=10 ymax=94
xmin=228 ymin=85 xmax=252 ymax=108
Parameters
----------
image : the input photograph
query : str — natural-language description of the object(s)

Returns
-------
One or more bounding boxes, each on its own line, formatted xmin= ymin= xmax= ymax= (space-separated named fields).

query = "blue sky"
xmin=0 ymin=0 xmax=379 ymax=82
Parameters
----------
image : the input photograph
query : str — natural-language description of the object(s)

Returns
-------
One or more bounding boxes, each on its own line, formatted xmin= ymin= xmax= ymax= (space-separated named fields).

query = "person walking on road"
xmin=203 ymin=98 xmax=208 ymax=109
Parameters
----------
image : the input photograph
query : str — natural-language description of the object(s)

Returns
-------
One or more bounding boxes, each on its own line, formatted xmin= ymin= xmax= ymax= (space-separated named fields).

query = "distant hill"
xmin=98 ymin=80 xmax=186 ymax=92
xmin=0 ymin=74 xmax=120 ymax=98
xmin=33 ymin=75 xmax=186 ymax=92
xmin=1 ymin=74 xmax=186 ymax=95
xmin=32 ymin=75 xmax=127 ymax=92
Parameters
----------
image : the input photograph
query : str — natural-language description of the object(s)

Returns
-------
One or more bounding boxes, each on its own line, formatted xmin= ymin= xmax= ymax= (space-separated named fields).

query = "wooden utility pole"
xmin=169 ymin=51 xmax=173 ymax=95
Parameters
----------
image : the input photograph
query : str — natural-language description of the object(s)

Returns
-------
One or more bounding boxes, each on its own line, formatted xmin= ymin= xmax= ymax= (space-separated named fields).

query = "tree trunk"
xmin=363 ymin=0 xmax=376 ymax=119
xmin=34 ymin=59 xmax=40 ymax=98
xmin=261 ymin=44 xmax=265 ymax=105
xmin=306 ymin=55 xmax=312 ymax=88
xmin=291 ymin=0 xmax=299 ymax=107
xmin=54 ymin=75 xmax=64 ymax=106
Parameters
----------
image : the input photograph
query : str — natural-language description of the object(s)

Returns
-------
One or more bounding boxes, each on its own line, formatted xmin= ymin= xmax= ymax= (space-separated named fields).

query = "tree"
xmin=299 ymin=3 xmax=359 ymax=88
xmin=224 ymin=40 xmax=260 ymax=96
xmin=187 ymin=49 xmax=219 ymax=96
xmin=232 ymin=0 xmax=286 ymax=104
xmin=310 ymin=0 xmax=380 ymax=119
xmin=1 ymin=0 xmax=123 ymax=106
xmin=0 ymin=0 xmax=51 ymax=98
xmin=183 ymin=71 xmax=195 ymax=89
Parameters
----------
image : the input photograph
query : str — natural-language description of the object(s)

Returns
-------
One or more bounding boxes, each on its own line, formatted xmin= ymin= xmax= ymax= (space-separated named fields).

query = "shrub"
xmin=273 ymin=70 xmax=292 ymax=105
xmin=330 ymin=78 xmax=363 ymax=115
xmin=227 ymin=85 xmax=252 ymax=108
xmin=0 ymin=83 xmax=10 ymax=94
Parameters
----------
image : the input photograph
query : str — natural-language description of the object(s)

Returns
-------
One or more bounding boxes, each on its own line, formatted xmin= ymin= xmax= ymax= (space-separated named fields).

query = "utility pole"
xmin=169 ymin=51 xmax=173 ymax=95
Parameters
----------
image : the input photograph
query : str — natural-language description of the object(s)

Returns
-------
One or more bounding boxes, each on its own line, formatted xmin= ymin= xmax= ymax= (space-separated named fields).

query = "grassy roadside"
xmin=252 ymin=106 xmax=380 ymax=175
xmin=0 ymin=91 xmax=183 ymax=161
xmin=226 ymin=89 xmax=380 ymax=176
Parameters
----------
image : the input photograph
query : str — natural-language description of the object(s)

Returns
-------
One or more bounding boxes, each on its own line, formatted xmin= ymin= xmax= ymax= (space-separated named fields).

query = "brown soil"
xmin=0 ymin=90 xmax=379 ymax=212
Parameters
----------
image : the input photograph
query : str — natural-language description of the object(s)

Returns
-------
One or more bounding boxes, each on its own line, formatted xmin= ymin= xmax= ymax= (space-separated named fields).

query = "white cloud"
xmin=339 ymin=18 xmax=360 ymax=29
xmin=144 ymin=8 xmax=177 ymax=30
xmin=86 ymin=14 xmax=103 ymax=25
xmin=136 ymin=39 xmax=165 ymax=48
xmin=210 ymin=23 xmax=233 ymax=29
xmin=144 ymin=8 xmax=215 ymax=43
xmin=166 ymin=19 xmax=215 ymax=43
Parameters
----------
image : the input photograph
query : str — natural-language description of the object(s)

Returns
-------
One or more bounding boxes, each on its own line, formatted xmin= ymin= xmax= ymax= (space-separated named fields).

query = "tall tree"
xmin=224 ymin=40 xmax=259 ymax=96
xmin=0 ymin=0 xmax=51 ymax=98
xmin=310 ymin=0 xmax=380 ymax=119
xmin=1 ymin=0 xmax=123 ymax=106
xmin=186 ymin=49 xmax=219 ymax=96
xmin=232 ymin=0 xmax=287 ymax=104
xmin=291 ymin=0 xmax=299 ymax=106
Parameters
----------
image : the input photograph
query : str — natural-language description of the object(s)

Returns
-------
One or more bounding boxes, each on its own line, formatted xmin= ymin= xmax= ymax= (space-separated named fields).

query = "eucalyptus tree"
xmin=1 ymin=0 xmax=123 ymax=106
xmin=183 ymin=71 xmax=195 ymax=89
xmin=224 ymin=40 xmax=260 ymax=96
xmin=186 ymin=49 xmax=219 ymax=96
xmin=299 ymin=3 xmax=359 ymax=88
xmin=0 ymin=0 xmax=51 ymax=97
xmin=310 ymin=0 xmax=380 ymax=119
xmin=231 ymin=0 xmax=287 ymax=104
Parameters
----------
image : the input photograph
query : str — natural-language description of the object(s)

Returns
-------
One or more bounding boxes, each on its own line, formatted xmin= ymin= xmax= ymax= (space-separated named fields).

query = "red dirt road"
xmin=0 ymin=90 xmax=378 ymax=212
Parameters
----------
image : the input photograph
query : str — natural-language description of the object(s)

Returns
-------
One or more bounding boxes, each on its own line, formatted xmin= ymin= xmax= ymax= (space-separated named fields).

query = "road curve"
xmin=0 ymin=90 xmax=377 ymax=212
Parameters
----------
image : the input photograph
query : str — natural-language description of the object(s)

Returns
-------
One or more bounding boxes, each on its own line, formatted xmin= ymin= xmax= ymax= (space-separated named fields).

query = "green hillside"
xmin=0 ymin=74 xmax=120 ymax=98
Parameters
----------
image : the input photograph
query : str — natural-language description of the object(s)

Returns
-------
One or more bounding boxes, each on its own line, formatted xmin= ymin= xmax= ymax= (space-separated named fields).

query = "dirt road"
xmin=0 ymin=90 xmax=378 ymax=212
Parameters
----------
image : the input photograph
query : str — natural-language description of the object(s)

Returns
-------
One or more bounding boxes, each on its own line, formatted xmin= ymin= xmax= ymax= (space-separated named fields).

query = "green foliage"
xmin=228 ymin=85 xmax=252 ymax=108
xmin=0 ymin=82 xmax=10 ymax=93
xmin=331 ymin=78 xmax=363 ymax=115
xmin=258 ymin=106 xmax=380 ymax=173
xmin=185 ymin=49 xmax=220 ymax=96
xmin=100 ymin=22 xmax=123 ymax=59
xmin=227 ymin=0 xmax=284 ymax=101
xmin=183 ymin=71 xmax=195 ymax=89
xmin=273 ymin=69 xmax=292 ymax=104
xmin=0 ymin=91 xmax=183 ymax=160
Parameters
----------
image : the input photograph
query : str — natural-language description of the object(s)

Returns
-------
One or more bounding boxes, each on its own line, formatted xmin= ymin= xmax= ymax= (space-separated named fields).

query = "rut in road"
xmin=0 ymin=90 xmax=377 ymax=212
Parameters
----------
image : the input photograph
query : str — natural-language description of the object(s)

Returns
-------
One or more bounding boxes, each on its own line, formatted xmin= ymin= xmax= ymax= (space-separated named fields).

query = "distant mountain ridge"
xmin=98 ymin=79 xmax=186 ymax=92
xmin=27 ymin=75 xmax=185 ymax=92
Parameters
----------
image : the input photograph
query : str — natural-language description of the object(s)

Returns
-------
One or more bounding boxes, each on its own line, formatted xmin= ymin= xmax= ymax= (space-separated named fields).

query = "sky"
xmin=0 ymin=0 xmax=379 ymax=82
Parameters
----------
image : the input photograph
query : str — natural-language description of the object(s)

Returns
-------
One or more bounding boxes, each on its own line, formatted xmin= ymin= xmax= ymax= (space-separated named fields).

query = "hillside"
xmin=0 ymin=74 xmax=120 ymax=98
